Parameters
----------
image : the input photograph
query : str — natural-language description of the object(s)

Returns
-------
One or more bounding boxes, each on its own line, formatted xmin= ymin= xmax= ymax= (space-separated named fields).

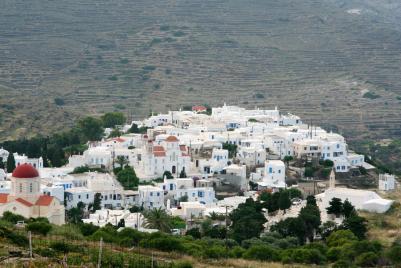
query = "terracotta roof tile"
xmin=192 ymin=105 xmax=207 ymax=112
xmin=153 ymin=146 xmax=165 ymax=152
xmin=15 ymin=198 xmax=33 ymax=207
xmin=35 ymin=195 xmax=54 ymax=206
xmin=154 ymin=152 xmax=166 ymax=157
xmin=165 ymin=136 xmax=179 ymax=142
xmin=0 ymin=193 xmax=8 ymax=203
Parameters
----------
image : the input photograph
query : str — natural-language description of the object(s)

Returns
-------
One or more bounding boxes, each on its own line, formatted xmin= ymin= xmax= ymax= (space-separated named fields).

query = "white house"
xmin=138 ymin=185 xmax=164 ymax=209
xmin=378 ymin=173 xmax=396 ymax=191
xmin=13 ymin=153 xmax=43 ymax=170
xmin=257 ymin=160 xmax=286 ymax=189
xmin=133 ymin=135 xmax=191 ymax=179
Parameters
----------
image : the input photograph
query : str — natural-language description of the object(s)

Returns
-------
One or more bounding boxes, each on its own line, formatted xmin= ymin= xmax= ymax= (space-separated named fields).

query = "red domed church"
xmin=0 ymin=164 xmax=65 ymax=225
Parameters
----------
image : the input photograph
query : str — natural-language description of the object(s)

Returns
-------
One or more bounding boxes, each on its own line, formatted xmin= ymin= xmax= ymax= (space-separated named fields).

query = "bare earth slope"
xmin=0 ymin=0 xmax=401 ymax=140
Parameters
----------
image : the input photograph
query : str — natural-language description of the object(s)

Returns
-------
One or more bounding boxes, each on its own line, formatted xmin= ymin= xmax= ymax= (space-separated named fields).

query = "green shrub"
xmin=229 ymin=246 xmax=245 ymax=258
xmin=172 ymin=260 xmax=193 ymax=268
xmin=327 ymin=230 xmax=358 ymax=247
xmin=3 ymin=228 xmax=29 ymax=246
xmin=354 ymin=252 xmax=379 ymax=267
xmin=204 ymin=245 xmax=226 ymax=259
xmin=35 ymin=247 xmax=56 ymax=258
xmin=290 ymin=248 xmax=326 ymax=264
xmin=2 ymin=211 xmax=26 ymax=224
xmin=327 ymin=246 xmax=343 ymax=262
xmin=79 ymin=223 xmax=100 ymax=236
xmin=140 ymin=236 xmax=183 ymax=252
xmin=386 ymin=245 xmax=401 ymax=265
xmin=102 ymin=252 xmax=124 ymax=267
xmin=243 ymin=245 xmax=279 ymax=261
xmin=26 ymin=221 xmax=52 ymax=235
xmin=332 ymin=259 xmax=353 ymax=268
xmin=50 ymin=241 xmax=78 ymax=253
xmin=117 ymin=228 xmax=146 ymax=246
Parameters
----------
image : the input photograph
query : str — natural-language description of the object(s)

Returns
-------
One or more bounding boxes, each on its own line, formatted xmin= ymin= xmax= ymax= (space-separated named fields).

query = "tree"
xmin=386 ymin=245 xmax=401 ymax=265
xmin=6 ymin=152 xmax=15 ymax=173
xmin=163 ymin=171 xmax=173 ymax=179
xmin=101 ymin=112 xmax=126 ymax=128
xmin=92 ymin=193 xmax=102 ymax=212
xmin=323 ymin=159 xmax=334 ymax=167
xmin=342 ymin=199 xmax=356 ymax=218
xmin=178 ymin=195 xmax=188 ymax=203
xmin=287 ymin=188 xmax=303 ymax=200
xmin=115 ymin=155 xmax=128 ymax=168
xmin=117 ymin=218 xmax=125 ymax=228
xmin=279 ymin=190 xmax=291 ymax=212
xmin=143 ymin=208 xmax=172 ymax=233
xmin=326 ymin=198 xmax=343 ymax=217
xmin=179 ymin=168 xmax=187 ymax=178
xmin=47 ymin=145 xmax=64 ymax=167
xmin=116 ymin=166 xmax=139 ymax=190
xmin=67 ymin=202 xmax=86 ymax=224
xmin=306 ymin=195 xmax=317 ymax=206
xmin=78 ymin=117 xmax=104 ymax=141
xmin=128 ymin=123 xmax=140 ymax=133
xmin=0 ymin=158 xmax=4 ymax=169
xmin=299 ymin=204 xmax=321 ymax=243
xmin=108 ymin=128 xmax=122 ymax=138
xmin=342 ymin=214 xmax=367 ymax=239
xmin=222 ymin=143 xmax=238 ymax=158
xmin=230 ymin=198 xmax=266 ymax=242
xmin=271 ymin=217 xmax=306 ymax=243
xmin=186 ymin=227 xmax=201 ymax=239
xmin=283 ymin=156 xmax=293 ymax=166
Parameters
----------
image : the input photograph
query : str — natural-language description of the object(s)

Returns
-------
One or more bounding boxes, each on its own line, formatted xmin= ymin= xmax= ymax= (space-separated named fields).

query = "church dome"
xmin=12 ymin=164 xmax=39 ymax=179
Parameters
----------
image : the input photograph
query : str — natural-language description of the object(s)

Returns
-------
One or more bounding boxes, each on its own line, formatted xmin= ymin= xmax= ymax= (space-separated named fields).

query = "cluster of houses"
xmin=0 ymin=104 xmax=397 ymax=227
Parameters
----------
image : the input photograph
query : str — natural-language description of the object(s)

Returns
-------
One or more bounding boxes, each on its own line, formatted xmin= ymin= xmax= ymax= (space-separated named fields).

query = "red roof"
xmin=165 ymin=136 xmax=179 ymax=142
xmin=192 ymin=105 xmax=207 ymax=112
xmin=15 ymin=198 xmax=33 ymax=207
xmin=12 ymin=164 xmax=39 ymax=179
xmin=153 ymin=146 xmax=165 ymax=152
xmin=35 ymin=195 xmax=54 ymax=206
xmin=179 ymin=145 xmax=187 ymax=152
xmin=0 ymin=193 xmax=8 ymax=203
xmin=112 ymin=137 xmax=125 ymax=143
xmin=154 ymin=152 xmax=166 ymax=157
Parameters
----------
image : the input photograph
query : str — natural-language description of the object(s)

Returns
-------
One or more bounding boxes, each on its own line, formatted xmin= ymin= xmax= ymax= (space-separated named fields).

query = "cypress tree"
xmin=6 ymin=153 xmax=16 ymax=173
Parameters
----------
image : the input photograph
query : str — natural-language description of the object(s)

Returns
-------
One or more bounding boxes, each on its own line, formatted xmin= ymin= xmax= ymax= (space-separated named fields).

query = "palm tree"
xmin=143 ymin=208 xmax=172 ymax=233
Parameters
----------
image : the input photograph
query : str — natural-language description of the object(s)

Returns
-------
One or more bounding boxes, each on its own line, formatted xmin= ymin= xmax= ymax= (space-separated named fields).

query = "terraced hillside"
xmin=0 ymin=0 xmax=401 ymax=141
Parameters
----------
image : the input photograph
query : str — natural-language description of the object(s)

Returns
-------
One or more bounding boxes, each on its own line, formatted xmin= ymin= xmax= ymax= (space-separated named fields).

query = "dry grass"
xmin=359 ymin=190 xmax=401 ymax=247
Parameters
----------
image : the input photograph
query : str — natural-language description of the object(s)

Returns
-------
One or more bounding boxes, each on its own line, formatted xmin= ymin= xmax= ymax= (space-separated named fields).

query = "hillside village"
xmin=0 ymin=104 xmax=396 ymax=230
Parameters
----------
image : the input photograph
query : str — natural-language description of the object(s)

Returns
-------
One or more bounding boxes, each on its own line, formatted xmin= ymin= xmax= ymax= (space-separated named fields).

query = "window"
xmin=157 ymin=192 xmax=160 ymax=196
xmin=29 ymin=183 xmax=33 ymax=193
xmin=86 ymin=194 xmax=89 ymax=199
xmin=78 ymin=195 xmax=81 ymax=199
xmin=150 ymin=192 xmax=153 ymax=196
xmin=19 ymin=183 xmax=22 ymax=193
xmin=269 ymin=167 xmax=273 ymax=173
